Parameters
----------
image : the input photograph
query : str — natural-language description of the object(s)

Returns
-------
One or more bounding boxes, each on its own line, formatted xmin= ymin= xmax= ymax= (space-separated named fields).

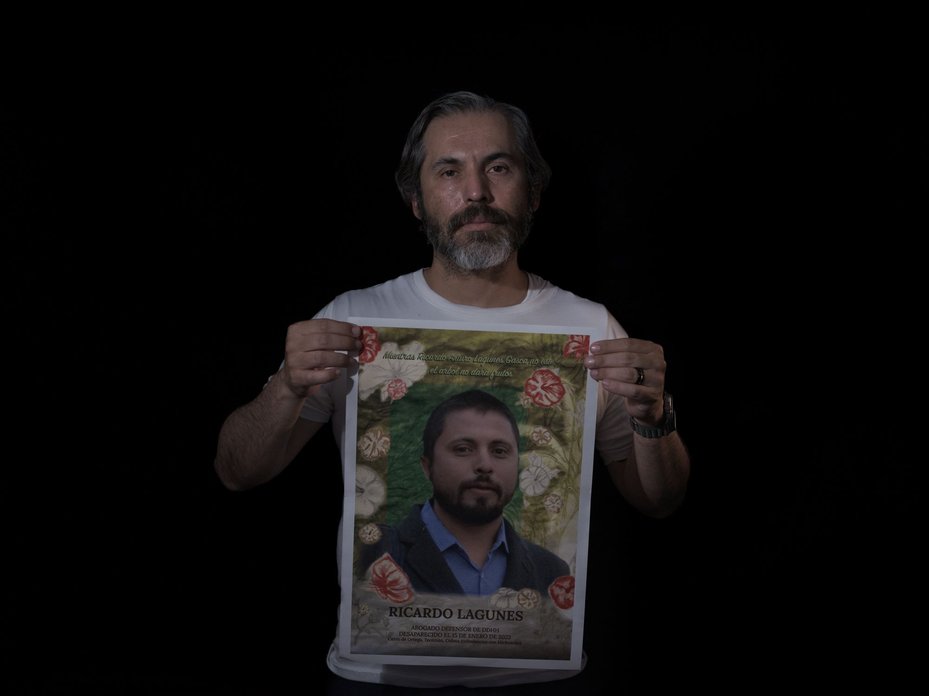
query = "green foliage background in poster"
xmin=352 ymin=326 xmax=591 ymax=568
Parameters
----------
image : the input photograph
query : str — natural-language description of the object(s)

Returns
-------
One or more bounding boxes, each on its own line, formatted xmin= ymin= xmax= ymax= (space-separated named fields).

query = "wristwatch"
xmin=630 ymin=392 xmax=677 ymax=438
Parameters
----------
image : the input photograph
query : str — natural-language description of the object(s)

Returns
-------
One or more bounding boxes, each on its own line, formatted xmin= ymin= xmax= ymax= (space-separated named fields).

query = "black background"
xmin=4 ymin=15 xmax=923 ymax=694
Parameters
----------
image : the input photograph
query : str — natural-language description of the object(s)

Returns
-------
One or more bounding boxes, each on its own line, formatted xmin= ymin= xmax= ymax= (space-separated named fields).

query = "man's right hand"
xmin=280 ymin=319 xmax=362 ymax=398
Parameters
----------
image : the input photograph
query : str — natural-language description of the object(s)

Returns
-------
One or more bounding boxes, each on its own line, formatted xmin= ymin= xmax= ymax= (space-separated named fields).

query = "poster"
xmin=339 ymin=318 xmax=601 ymax=670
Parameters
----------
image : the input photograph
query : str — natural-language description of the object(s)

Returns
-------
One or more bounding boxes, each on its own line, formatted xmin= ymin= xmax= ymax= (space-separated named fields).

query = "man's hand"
xmin=280 ymin=319 xmax=362 ymax=398
xmin=585 ymin=338 xmax=666 ymax=425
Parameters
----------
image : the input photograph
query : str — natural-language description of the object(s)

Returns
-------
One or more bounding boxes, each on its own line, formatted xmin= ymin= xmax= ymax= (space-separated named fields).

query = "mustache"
xmin=460 ymin=476 xmax=502 ymax=496
xmin=448 ymin=204 xmax=511 ymax=232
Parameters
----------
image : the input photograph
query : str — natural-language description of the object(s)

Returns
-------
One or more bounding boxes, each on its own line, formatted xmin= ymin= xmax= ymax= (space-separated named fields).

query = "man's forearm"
xmin=632 ymin=432 xmax=690 ymax=517
xmin=214 ymin=373 xmax=307 ymax=491
xmin=609 ymin=433 xmax=690 ymax=518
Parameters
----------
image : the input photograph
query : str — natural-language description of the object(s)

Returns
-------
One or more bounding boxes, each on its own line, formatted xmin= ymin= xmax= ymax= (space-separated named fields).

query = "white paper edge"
xmin=338 ymin=317 xmax=605 ymax=670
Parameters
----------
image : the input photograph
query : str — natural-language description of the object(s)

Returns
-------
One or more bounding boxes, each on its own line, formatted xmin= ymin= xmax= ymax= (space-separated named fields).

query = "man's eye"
xmin=488 ymin=164 xmax=509 ymax=174
xmin=440 ymin=169 xmax=458 ymax=178
xmin=453 ymin=445 xmax=472 ymax=454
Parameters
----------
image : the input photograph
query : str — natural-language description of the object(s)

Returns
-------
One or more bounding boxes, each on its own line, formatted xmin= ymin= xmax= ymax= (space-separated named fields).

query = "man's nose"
xmin=474 ymin=450 xmax=494 ymax=472
xmin=464 ymin=169 xmax=493 ymax=204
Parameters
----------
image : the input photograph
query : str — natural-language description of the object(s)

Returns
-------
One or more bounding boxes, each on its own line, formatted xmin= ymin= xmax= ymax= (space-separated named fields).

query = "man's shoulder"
xmin=504 ymin=521 xmax=569 ymax=568
xmin=530 ymin=275 xmax=598 ymax=307
xmin=390 ymin=504 xmax=427 ymax=537
xmin=312 ymin=270 xmax=422 ymax=320
xmin=334 ymin=270 xmax=421 ymax=302
xmin=367 ymin=505 xmax=426 ymax=547
xmin=524 ymin=273 xmax=618 ymax=329
xmin=357 ymin=505 xmax=430 ymax=574
xmin=524 ymin=537 xmax=569 ymax=567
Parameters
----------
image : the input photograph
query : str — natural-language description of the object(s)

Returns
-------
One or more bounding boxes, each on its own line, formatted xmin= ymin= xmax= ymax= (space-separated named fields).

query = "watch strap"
xmin=630 ymin=392 xmax=676 ymax=439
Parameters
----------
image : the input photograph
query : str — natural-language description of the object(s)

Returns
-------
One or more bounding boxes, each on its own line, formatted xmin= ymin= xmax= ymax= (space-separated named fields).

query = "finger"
xmin=590 ymin=367 xmax=664 ymax=396
xmin=281 ymin=364 xmax=344 ymax=398
xmin=585 ymin=352 xmax=666 ymax=373
xmin=286 ymin=326 xmax=363 ymax=354
xmin=289 ymin=318 xmax=361 ymax=337
xmin=593 ymin=377 xmax=662 ymax=405
xmin=287 ymin=349 xmax=356 ymax=372
xmin=589 ymin=337 xmax=662 ymax=355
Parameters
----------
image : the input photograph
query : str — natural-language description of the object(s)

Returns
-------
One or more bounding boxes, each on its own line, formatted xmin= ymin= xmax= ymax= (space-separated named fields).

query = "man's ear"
xmin=420 ymin=455 xmax=432 ymax=480
xmin=411 ymin=197 xmax=423 ymax=221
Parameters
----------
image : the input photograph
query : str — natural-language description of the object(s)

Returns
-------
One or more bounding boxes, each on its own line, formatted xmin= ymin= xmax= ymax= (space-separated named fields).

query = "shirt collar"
xmin=420 ymin=500 xmax=509 ymax=554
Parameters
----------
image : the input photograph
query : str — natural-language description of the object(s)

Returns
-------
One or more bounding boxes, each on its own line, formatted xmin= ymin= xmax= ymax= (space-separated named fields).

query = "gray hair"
xmin=395 ymin=91 xmax=552 ymax=209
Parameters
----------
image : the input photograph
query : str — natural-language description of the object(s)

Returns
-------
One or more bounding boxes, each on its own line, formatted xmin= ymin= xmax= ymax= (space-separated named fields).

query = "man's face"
xmin=423 ymin=407 xmax=519 ymax=525
xmin=412 ymin=111 xmax=538 ymax=273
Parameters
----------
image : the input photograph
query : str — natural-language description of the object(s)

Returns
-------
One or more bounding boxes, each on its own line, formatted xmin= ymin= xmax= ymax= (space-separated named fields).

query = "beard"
xmin=432 ymin=477 xmax=514 ymax=526
xmin=422 ymin=202 xmax=533 ymax=273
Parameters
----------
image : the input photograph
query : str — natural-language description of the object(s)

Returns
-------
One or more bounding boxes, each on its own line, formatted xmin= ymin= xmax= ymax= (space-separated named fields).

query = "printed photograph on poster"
xmin=339 ymin=318 xmax=601 ymax=669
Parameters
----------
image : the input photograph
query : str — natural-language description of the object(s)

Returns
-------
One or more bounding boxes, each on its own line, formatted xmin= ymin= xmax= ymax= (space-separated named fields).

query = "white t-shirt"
xmin=300 ymin=269 xmax=633 ymax=687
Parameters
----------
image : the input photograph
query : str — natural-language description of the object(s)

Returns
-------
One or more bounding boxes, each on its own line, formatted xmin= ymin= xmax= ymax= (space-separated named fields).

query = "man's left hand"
xmin=585 ymin=338 xmax=665 ymax=425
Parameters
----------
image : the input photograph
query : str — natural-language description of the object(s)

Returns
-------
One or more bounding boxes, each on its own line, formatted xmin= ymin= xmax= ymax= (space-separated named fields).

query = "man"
xmin=358 ymin=389 xmax=570 ymax=597
xmin=214 ymin=91 xmax=690 ymax=689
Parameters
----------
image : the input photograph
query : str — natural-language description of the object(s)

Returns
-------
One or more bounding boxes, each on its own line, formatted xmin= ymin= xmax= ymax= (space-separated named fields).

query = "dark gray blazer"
xmin=358 ymin=504 xmax=570 ymax=595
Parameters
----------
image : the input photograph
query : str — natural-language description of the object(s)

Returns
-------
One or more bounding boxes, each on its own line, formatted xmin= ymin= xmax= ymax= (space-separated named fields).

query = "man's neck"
xmin=423 ymin=254 xmax=529 ymax=308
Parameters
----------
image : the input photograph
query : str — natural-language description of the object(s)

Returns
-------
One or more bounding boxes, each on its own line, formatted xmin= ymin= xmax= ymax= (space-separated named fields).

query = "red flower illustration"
xmin=524 ymin=368 xmax=566 ymax=407
xmin=358 ymin=326 xmax=381 ymax=364
xmin=386 ymin=378 xmax=408 ymax=401
xmin=369 ymin=553 xmax=414 ymax=604
xmin=548 ymin=575 xmax=575 ymax=610
xmin=562 ymin=334 xmax=590 ymax=359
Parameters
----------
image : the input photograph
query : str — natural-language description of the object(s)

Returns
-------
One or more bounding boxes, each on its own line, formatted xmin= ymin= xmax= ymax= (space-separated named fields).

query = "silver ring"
xmin=634 ymin=367 xmax=646 ymax=385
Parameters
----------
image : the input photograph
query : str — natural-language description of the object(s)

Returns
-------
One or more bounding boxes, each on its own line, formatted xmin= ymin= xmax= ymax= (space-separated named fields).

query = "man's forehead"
xmin=423 ymin=112 xmax=516 ymax=157
xmin=441 ymin=409 xmax=516 ymax=437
